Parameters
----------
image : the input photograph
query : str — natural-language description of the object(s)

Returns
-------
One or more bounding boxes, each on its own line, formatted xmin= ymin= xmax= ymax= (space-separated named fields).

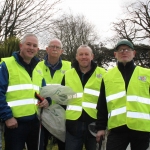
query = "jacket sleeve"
xmin=96 ymin=79 xmax=108 ymax=130
xmin=0 ymin=62 xmax=13 ymax=121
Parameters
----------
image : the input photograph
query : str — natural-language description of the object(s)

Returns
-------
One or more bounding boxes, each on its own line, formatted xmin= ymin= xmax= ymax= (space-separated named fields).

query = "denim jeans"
xmin=65 ymin=121 xmax=96 ymax=150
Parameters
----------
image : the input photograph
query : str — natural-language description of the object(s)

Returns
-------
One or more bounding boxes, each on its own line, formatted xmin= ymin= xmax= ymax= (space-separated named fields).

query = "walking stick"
xmin=98 ymin=136 xmax=103 ymax=150
xmin=35 ymin=92 xmax=44 ymax=150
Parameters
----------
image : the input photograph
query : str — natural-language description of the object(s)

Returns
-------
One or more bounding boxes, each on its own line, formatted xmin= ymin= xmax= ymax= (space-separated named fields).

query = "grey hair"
xmin=48 ymin=38 xmax=63 ymax=48
xmin=21 ymin=33 xmax=38 ymax=44
xmin=77 ymin=45 xmax=93 ymax=54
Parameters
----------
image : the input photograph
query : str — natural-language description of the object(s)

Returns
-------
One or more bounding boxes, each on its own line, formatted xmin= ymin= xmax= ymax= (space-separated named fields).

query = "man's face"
xmin=19 ymin=36 xmax=39 ymax=61
xmin=76 ymin=47 xmax=94 ymax=68
xmin=114 ymin=45 xmax=136 ymax=65
xmin=46 ymin=40 xmax=63 ymax=59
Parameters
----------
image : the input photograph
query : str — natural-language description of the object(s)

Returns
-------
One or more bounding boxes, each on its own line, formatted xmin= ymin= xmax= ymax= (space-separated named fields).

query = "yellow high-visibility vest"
xmin=2 ymin=57 xmax=43 ymax=118
xmin=104 ymin=66 xmax=150 ymax=132
xmin=38 ymin=60 xmax=71 ymax=85
xmin=65 ymin=67 xmax=106 ymax=120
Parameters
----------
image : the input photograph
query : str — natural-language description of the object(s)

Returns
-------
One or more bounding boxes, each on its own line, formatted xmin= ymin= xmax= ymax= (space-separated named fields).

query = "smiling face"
xmin=19 ymin=35 xmax=39 ymax=64
xmin=114 ymin=45 xmax=136 ymax=65
xmin=76 ymin=46 xmax=94 ymax=71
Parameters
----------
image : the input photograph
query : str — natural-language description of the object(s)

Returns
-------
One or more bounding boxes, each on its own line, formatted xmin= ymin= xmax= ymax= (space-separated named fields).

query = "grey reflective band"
xmin=127 ymin=111 xmax=150 ymax=120
xmin=127 ymin=95 xmax=150 ymax=104
xmin=8 ymin=99 xmax=38 ymax=107
xmin=106 ymin=91 xmax=126 ymax=102
xmin=7 ymin=84 xmax=39 ymax=92
xmin=84 ymin=88 xmax=100 ymax=96
xmin=108 ymin=106 xmax=126 ymax=118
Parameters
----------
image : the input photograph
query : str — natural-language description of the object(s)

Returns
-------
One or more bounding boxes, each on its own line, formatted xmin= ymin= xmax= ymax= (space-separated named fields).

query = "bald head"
xmin=48 ymin=38 xmax=63 ymax=48
xmin=76 ymin=45 xmax=93 ymax=54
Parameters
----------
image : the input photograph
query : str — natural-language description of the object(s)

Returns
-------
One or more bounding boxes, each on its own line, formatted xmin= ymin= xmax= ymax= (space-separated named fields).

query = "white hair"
xmin=21 ymin=33 xmax=38 ymax=44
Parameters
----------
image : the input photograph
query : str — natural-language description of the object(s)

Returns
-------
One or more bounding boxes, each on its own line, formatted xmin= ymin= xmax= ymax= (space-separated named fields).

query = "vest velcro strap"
xmin=84 ymin=88 xmax=100 ymax=96
xmin=108 ymin=106 xmax=126 ymax=118
xmin=127 ymin=111 xmax=150 ymax=120
xmin=82 ymin=102 xmax=97 ymax=109
xmin=127 ymin=95 xmax=150 ymax=104
xmin=68 ymin=93 xmax=83 ymax=99
xmin=106 ymin=91 xmax=126 ymax=102
xmin=66 ymin=105 xmax=82 ymax=111
xmin=7 ymin=84 xmax=39 ymax=92
xmin=8 ymin=99 xmax=38 ymax=107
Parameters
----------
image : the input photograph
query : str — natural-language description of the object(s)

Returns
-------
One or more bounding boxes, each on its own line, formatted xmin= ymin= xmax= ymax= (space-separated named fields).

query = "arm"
xmin=96 ymin=80 xmax=108 ymax=142
xmin=0 ymin=62 xmax=18 ymax=128
xmin=39 ymin=78 xmax=51 ymax=108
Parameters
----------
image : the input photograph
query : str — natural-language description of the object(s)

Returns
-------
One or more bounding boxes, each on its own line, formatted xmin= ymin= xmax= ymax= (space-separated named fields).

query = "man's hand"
xmin=5 ymin=117 xmax=18 ymax=129
xmin=96 ymin=130 xmax=105 ymax=142
xmin=38 ymin=99 xmax=49 ymax=108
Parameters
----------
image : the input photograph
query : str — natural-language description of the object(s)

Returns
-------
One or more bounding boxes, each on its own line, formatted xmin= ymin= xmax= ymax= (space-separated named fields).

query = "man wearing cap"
xmin=96 ymin=39 xmax=150 ymax=150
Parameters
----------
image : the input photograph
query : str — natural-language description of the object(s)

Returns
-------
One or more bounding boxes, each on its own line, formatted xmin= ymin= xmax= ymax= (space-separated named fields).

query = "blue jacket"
xmin=0 ymin=52 xmax=50 ymax=122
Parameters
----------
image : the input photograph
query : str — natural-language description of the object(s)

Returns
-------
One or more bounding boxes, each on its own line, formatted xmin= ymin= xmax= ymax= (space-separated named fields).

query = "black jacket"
xmin=96 ymin=60 xmax=136 ymax=132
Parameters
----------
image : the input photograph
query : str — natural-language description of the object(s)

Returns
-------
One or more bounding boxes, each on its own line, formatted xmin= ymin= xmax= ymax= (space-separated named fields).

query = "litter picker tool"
xmin=35 ymin=92 xmax=44 ymax=150
xmin=88 ymin=122 xmax=103 ymax=150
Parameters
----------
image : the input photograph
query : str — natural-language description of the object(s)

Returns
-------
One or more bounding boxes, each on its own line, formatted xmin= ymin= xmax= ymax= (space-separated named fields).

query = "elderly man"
xmin=96 ymin=39 xmax=150 ymax=150
xmin=38 ymin=38 xmax=71 ymax=150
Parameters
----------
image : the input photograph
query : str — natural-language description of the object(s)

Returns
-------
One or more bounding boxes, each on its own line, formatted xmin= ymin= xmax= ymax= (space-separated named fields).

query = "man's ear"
xmin=19 ymin=43 xmax=22 ymax=50
xmin=133 ymin=50 xmax=136 ymax=57
xmin=61 ymin=49 xmax=64 ymax=54
xmin=92 ymin=54 xmax=94 ymax=60
xmin=46 ymin=47 xmax=48 ymax=53
xmin=114 ymin=52 xmax=117 ymax=58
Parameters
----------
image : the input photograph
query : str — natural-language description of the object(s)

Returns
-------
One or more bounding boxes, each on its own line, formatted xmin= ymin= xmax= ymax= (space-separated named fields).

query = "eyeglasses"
xmin=48 ymin=45 xmax=61 ymax=50
xmin=117 ymin=48 xmax=133 ymax=53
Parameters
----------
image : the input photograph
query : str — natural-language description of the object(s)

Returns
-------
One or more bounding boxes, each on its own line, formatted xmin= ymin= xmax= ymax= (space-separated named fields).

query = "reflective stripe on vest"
xmin=8 ymin=99 xmax=38 ymax=107
xmin=67 ymin=102 xmax=97 ymax=111
xmin=84 ymin=88 xmax=100 ymax=96
xmin=127 ymin=95 xmax=150 ymax=104
xmin=7 ymin=84 xmax=39 ymax=92
xmin=106 ymin=91 xmax=126 ymax=102
xmin=108 ymin=106 xmax=126 ymax=118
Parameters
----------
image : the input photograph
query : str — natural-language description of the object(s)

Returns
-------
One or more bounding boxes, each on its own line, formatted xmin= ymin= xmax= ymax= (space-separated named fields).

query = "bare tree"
xmin=0 ymin=0 xmax=61 ymax=41
xmin=48 ymin=13 xmax=99 ymax=62
xmin=111 ymin=0 xmax=150 ymax=43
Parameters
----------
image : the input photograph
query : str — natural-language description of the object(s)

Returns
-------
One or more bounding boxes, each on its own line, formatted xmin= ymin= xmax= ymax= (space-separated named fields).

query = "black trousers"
xmin=4 ymin=118 xmax=44 ymax=150
xmin=106 ymin=129 xmax=149 ymax=150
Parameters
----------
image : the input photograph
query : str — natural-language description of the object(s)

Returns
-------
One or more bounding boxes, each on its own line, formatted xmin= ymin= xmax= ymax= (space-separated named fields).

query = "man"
xmin=96 ymin=39 xmax=150 ymax=150
xmin=61 ymin=45 xmax=106 ymax=150
xmin=38 ymin=38 xmax=71 ymax=150
xmin=0 ymin=33 xmax=50 ymax=150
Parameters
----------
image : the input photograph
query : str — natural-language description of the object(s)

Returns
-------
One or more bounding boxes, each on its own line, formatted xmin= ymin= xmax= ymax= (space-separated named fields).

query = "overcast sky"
xmin=58 ymin=0 xmax=138 ymax=40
